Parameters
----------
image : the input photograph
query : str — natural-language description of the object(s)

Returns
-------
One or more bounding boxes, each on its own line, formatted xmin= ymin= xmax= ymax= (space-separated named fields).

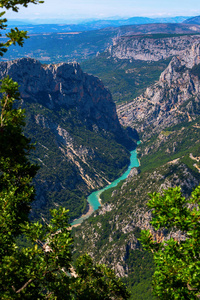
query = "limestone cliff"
xmin=0 ymin=58 xmax=133 ymax=220
xmin=0 ymin=58 xmax=121 ymax=133
xmin=117 ymin=41 xmax=200 ymax=139
xmin=108 ymin=35 xmax=200 ymax=61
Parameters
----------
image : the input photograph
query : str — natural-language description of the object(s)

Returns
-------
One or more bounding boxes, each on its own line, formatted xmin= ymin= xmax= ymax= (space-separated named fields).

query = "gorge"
xmin=1 ymin=27 xmax=200 ymax=299
xmin=72 ymin=145 xmax=140 ymax=225
xmin=0 ymin=57 xmax=136 ymax=221
xmin=72 ymin=34 xmax=200 ymax=299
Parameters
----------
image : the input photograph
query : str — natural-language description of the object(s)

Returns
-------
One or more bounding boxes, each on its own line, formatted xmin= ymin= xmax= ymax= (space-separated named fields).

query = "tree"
xmin=72 ymin=254 xmax=130 ymax=300
xmin=0 ymin=76 xmax=39 ymax=235
xmin=0 ymin=81 xmax=130 ymax=300
xmin=0 ymin=0 xmax=44 ymax=57
xmin=0 ymin=1 xmax=130 ymax=299
xmin=140 ymin=185 xmax=200 ymax=300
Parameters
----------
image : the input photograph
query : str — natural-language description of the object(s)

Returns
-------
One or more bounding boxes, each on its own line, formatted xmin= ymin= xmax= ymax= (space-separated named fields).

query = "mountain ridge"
xmin=183 ymin=15 xmax=200 ymax=25
xmin=117 ymin=41 xmax=200 ymax=139
xmin=6 ymin=16 xmax=190 ymax=33
xmin=108 ymin=34 xmax=200 ymax=61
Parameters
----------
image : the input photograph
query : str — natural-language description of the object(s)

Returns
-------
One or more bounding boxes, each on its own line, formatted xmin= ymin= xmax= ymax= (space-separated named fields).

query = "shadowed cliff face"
xmin=0 ymin=58 xmax=134 ymax=221
xmin=0 ymin=58 xmax=120 ymax=133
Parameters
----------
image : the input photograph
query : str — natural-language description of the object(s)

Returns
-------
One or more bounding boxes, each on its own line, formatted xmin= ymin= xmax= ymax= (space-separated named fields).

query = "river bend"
xmin=72 ymin=145 xmax=140 ymax=226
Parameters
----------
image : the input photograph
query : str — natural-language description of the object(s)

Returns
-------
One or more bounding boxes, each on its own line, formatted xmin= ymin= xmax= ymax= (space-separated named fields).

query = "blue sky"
xmin=2 ymin=0 xmax=200 ymax=22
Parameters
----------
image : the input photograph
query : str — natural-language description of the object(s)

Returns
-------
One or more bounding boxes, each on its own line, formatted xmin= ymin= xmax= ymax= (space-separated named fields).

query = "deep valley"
xmin=1 ymin=18 xmax=200 ymax=299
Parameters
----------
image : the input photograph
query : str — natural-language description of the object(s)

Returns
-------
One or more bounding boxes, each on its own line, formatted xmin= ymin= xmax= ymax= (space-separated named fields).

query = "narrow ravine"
xmin=72 ymin=144 xmax=140 ymax=226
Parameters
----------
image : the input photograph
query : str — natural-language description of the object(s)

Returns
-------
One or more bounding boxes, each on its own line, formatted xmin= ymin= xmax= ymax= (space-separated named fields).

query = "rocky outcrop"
xmin=0 ymin=58 xmax=121 ymax=133
xmin=117 ymin=41 xmax=200 ymax=139
xmin=108 ymin=35 xmax=200 ymax=61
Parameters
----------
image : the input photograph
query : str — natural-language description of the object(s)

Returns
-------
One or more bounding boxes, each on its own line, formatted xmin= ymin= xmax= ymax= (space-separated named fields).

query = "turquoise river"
xmin=72 ymin=144 xmax=140 ymax=226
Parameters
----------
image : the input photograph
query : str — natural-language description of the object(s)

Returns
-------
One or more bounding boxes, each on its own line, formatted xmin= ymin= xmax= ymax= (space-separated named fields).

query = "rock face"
xmin=0 ymin=58 xmax=132 ymax=220
xmin=117 ymin=41 xmax=200 ymax=139
xmin=111 ymin=23 xmax=200 ymax=39
xmin=0 ymin=58 xmax=120 ymax=133
xmin=109 ymin=35 xmax=200 ymax=62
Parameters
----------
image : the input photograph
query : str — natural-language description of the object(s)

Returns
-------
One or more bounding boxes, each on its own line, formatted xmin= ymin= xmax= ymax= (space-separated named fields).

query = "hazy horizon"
xmin=1 ymin=0 xmax=200 ymax=24
xmin=5 ymin=16 xmax=193 ymax=25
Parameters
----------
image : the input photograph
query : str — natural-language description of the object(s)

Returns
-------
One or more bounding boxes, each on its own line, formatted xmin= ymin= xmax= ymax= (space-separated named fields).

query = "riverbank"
xmin=71 ymin=145 xmax=140 ymax=227
xmin=71 ymin=203 xmax=94 ymax=227
xmin=98 ymin=195 xmax=102 ymax=206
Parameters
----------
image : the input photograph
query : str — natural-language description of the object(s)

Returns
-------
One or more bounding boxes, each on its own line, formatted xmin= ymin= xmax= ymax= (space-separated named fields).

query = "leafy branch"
xmin=140 ymin=185 xmax=200 ymax=299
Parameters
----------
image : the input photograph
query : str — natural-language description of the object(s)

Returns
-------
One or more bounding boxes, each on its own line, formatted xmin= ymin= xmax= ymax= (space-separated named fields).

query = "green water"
xmin=72 ymin=146 xmax=140 ymax=225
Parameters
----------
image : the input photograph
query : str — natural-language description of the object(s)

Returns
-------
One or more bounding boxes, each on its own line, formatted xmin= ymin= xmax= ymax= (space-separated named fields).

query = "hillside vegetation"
xmin=73 ymin=115 xmax=200 ymax=298
xmin=138 ymin=117 xmax=200 ymax=173
xmin=73 ymin=38 xmax=200 ymax=298
xmin=1 ymin=17 xmax=200 ymax=298
xmin=1 ymin=29 xmax=116 ymax=63
xmin=81 ymin=53 xmax=170 ymax=104
xmin=24 ymin=102 xmax=131 ymax=221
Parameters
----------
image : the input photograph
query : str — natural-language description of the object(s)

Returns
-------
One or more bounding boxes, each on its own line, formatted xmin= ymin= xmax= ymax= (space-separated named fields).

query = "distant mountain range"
xmin=183 ymin=15 xmax=200 ymax=24
xmin=6 ymin=16 xmax=190 ymax=33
